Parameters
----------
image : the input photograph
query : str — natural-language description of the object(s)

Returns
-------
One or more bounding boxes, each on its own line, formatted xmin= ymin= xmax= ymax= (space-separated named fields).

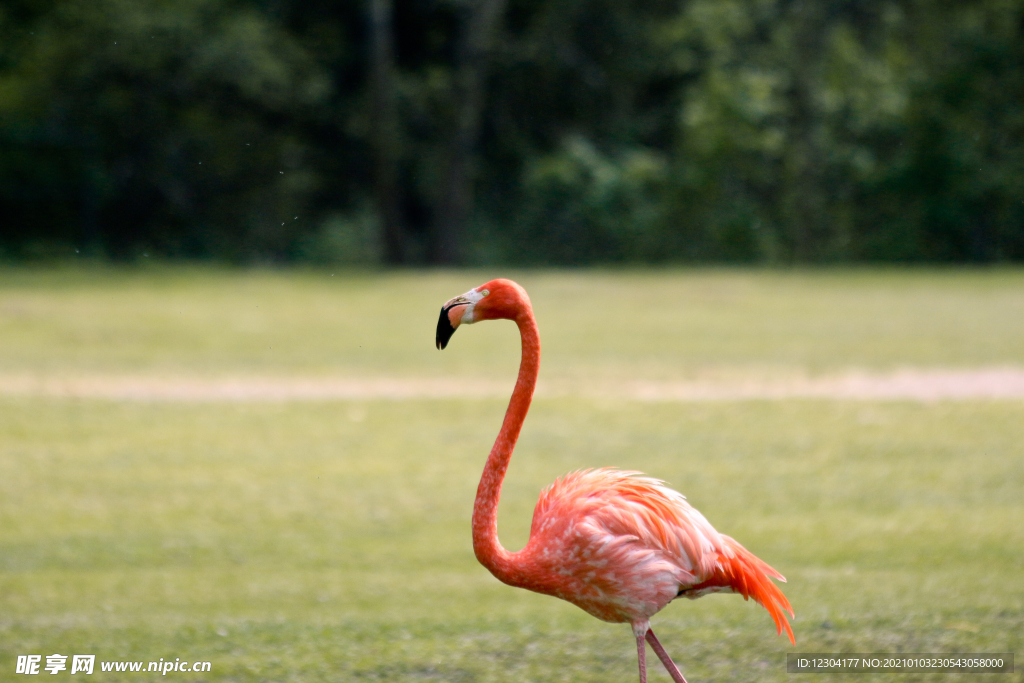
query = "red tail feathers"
xmin=683 ymin=535 xmax=795 ymax=644
xmin=723 ymin=535 xmax=795 ymax=644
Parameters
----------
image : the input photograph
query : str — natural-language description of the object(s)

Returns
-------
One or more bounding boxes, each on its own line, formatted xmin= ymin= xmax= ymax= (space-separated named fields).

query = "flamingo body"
xmin=518 ymin=469 xmax=793 ymax=639
xmin=436 ymin=279 xmax=793 ymax=683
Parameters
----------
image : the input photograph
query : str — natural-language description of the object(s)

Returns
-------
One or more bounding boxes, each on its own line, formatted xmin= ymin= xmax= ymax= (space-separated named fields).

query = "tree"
xmin=369 ymin=0 xmax=406 ymax=264
xmin=430 ymin=0 xmax=510 ymax=265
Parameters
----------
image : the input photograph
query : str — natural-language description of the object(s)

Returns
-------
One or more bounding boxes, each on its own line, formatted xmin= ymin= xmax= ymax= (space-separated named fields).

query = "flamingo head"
xmin=436 ymin=279 xmax=530 ymax=349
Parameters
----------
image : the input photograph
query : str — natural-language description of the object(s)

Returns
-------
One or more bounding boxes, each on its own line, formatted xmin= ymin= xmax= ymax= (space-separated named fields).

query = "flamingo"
xmin=436 ymin=279 xmax=794 ymax=683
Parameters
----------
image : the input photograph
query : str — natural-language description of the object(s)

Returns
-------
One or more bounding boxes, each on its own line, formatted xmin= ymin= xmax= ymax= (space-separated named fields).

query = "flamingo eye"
xmin=480 ymin=289 xmax=490 ymax=297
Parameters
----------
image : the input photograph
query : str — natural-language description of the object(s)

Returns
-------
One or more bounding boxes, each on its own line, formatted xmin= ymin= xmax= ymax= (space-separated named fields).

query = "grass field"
xmin=1 ymin=266 xmax=1023 ymax=682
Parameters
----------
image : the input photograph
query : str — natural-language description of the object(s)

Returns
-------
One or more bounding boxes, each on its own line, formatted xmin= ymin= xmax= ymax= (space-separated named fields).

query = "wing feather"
xmin=532 ymin=468 xmax=725 ymax=578
xmin=527 ymin=467 xmax=794 ymax=641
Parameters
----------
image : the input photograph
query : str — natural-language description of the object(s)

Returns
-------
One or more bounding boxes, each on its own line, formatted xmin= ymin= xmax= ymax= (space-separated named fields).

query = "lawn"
xmin=1 ymin=266 xmax=1022 ymax=682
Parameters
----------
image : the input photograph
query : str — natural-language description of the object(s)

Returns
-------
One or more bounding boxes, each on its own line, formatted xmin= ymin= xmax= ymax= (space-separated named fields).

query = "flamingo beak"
xmin=436 ymin=298 xmax=468 ymax=350
xmin=437 ymin=287 xmax=489 ymax=349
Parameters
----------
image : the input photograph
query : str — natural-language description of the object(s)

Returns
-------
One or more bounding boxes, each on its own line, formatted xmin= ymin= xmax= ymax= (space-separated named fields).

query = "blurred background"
xmin=2 ymin=0 xmax=1022 ymax=266
xmin=3 ymin=3 xmax=1024 ymax=676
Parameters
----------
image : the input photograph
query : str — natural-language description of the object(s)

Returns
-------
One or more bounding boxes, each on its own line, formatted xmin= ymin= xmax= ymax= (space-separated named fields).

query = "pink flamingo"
xmin=436 ymin=279 xmax=794 ymax=683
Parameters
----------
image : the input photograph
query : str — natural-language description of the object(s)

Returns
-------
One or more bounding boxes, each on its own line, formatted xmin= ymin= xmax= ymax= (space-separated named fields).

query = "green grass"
xmin=2 ymin=266 xmax=1023 ymax=379
xmin=1 ymin=266 xmax=1023 ymax=682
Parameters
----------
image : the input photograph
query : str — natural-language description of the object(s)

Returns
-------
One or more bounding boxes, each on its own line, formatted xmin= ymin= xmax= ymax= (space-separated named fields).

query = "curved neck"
xmin=472 ymin=311 xmax=539 ymax=585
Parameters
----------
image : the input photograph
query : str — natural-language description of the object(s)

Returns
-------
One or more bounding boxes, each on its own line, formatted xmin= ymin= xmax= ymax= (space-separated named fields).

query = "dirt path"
xmin=2 ymin=368 xmax=1023 ymax=401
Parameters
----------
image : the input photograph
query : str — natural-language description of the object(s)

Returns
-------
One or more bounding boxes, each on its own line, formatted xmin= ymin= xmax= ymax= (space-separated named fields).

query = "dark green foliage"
xmin=0 ymin=0 xmax=1021 ymax=263
xmin=0 ymin=0 xmax=360 ymax=261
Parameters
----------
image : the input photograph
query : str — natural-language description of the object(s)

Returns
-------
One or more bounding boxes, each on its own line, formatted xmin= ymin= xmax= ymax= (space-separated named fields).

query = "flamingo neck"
xmin=472 ymin=311 xmax=539 ymax=586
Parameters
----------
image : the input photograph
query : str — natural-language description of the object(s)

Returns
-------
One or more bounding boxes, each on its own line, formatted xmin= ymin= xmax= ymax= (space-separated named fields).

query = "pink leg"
xmin=636 ymin=633 xmax=647 ymax=683
xmin=645 ymin=628 xmax=688 ymax=683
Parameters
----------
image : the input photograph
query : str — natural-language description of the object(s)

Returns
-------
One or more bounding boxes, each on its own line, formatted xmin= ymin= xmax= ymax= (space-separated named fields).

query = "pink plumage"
xmin=523 ymin=468 xmax=794 ymax=642
xmin=437 ymin=279 xmax=794 ymax=683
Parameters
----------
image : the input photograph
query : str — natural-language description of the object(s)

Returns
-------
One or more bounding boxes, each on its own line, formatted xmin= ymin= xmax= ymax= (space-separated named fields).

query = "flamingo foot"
xmin=645 ymin=628 xmax=688 ymax=683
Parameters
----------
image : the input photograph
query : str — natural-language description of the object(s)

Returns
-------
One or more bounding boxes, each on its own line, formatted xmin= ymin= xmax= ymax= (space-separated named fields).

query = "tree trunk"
xmin=369 ymin=0 xmax=405 ymax=264
xmin=781 ymin=0 xmax=827 ymax=261
xmin=429 ymin=0 xmax=509 ymax=265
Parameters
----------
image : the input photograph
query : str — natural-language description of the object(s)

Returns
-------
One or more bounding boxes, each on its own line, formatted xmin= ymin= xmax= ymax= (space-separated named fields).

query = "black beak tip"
xmin=436 ymin=306 xmax=456 ymax=350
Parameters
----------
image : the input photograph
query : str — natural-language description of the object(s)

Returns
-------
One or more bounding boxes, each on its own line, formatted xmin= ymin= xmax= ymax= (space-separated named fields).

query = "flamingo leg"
xmin=645 ymin=628 xmax=688 ymax=683
xmin=636 ymin=633 xmax=648 ymax=683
